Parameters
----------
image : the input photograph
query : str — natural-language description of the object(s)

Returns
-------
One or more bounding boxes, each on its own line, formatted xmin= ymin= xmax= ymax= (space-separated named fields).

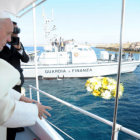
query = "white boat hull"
xmin=22 ymin=60 xmax=140 ymax=79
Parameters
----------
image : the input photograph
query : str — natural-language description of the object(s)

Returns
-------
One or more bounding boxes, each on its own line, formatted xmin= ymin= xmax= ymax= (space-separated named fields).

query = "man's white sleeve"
xmin=3 ymin=101 xmax=38 ymax=128
xmin=8 ymin=89 xmax=21 ymax=101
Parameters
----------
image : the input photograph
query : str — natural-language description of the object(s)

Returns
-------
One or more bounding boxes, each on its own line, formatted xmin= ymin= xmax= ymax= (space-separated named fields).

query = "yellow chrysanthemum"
xmin=112 ymin=84 xmax=124 ymax=98
xmin=92 ymin=90 xmax=100 ymax=96
xmin=92 ymin=81 xmax=98 ymax=86
xmin=85 ymin=80 xmax=90 ymax=86
xmin=102 ymin=77 xmax=109 ymax=86
xmin=100 ymin=88 xmax=104 ymax=93
xmin=85 ymin=77 xmax=124 ymax=100
xmin=90 ymin=84 xmax=94 ymax=90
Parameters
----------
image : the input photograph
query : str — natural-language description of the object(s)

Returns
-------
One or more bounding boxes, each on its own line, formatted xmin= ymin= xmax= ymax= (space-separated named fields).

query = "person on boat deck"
xmin=0 ymin=21 xmax=29 ymax=140
xmin=58 ymin=37 xmax=62 ymax=52
xmin=54 ymin=38 xmax=59 ymax=52
xmin=0 ymin=21 xmax=29 ymax=93
xmin=0 ymin=11 xmax=52 ymax=140
xmin=60 ymin=39 xmax=65 ymax=52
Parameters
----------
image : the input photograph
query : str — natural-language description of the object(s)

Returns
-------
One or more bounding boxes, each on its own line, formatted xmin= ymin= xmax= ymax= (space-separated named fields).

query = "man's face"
xmin=0 ymin=18 xmax=13 ymax=51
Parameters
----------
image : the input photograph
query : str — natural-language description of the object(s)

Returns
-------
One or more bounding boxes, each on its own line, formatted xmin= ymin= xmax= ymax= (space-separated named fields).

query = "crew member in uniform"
xmin=0 ymin=21 xmax=29 ymax=93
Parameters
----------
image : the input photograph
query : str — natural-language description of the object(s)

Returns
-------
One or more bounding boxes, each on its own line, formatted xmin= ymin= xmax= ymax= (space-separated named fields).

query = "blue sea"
xmin=24 ymin=46 xmax=140 ymax=140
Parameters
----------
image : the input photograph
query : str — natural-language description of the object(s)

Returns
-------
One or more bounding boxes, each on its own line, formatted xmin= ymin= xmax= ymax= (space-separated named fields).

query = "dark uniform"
xmin=0 ymin=43 xmax=29 ymax=92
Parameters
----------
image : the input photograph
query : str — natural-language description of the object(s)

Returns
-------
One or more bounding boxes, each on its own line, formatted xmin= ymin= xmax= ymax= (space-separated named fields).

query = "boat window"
xmin=83 ymin=48 xmax=88 ymax=51
xmin=78 ymin=48 xmax=82 ymax=51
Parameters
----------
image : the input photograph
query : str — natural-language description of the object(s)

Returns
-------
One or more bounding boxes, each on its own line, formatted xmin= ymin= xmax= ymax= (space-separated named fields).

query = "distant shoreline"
xmin=95 ymin=42 xmax=140 ymax=52
xmin=96 ymin=47 xmax=140 ymax=54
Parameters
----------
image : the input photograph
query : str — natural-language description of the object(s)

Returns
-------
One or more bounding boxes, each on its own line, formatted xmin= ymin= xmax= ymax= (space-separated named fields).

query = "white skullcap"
xmin=0 ymin=11 xmax=10 ymax=19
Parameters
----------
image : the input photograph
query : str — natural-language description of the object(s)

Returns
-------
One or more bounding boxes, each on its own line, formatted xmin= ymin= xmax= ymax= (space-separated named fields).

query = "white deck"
xmin=15 ymin=118 xmax=64 ymax=140
xmin=16 ymin=127 xmax=39 ymax=140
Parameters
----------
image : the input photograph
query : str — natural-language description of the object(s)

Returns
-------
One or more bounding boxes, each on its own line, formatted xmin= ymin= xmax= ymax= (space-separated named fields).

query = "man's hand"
xmin=20 ymin=96 xmax=38 ymax=103
xmin=36 ymin=103 xmax=52 ymax=119
xmin=20 ymin=96 xmax=52 ymax=119
xmin=13 ymin=42 xmax=21 ymax=50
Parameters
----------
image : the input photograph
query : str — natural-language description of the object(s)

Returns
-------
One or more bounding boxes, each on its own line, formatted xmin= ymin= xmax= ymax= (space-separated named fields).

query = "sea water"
xmin=23 ymin=46 xmax=140 ymax=140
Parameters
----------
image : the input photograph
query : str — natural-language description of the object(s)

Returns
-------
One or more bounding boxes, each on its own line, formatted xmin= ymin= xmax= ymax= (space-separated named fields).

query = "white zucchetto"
xmin=0 ymin=11 xmax=10 ymax=18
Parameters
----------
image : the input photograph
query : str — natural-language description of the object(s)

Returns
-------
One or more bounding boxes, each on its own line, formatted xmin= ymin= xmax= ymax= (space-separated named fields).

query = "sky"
xmin=11 ymin=0 xmax=140 ymax=46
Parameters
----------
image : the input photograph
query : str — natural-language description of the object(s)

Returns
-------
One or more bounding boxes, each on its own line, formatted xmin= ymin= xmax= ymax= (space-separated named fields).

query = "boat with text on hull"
xmin=22 ymin=45 xmax=140 ymax=79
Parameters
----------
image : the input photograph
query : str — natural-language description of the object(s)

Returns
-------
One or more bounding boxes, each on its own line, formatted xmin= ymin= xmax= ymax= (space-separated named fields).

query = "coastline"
xmin=95 ymin=42 xmax=140 ymax=52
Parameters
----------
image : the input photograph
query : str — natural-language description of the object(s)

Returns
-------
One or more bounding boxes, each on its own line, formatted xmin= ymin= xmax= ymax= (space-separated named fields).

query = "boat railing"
xmin=29 ymin=85 xmax=140 ymax=140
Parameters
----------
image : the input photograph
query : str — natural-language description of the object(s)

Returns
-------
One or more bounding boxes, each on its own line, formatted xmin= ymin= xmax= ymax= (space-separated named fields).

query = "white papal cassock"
xmin=0 ymin=59 xmax=38 ymax=140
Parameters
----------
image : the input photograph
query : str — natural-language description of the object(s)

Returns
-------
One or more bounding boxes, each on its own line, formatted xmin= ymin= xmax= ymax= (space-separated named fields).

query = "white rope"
xmin=47 ymin=120 xmax=75 ymax=140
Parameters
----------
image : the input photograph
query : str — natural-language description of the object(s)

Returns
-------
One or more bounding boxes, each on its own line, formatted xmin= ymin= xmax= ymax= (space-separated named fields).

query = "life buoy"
xmin=74 ymin=52 xmax=78 ymax=57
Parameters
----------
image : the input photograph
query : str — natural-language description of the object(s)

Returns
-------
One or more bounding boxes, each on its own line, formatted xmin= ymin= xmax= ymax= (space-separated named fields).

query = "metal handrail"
xmin=112 ymin=0 xmax=125 ymax=139
xmin=29 ymin=85 xmax=140 ymax=140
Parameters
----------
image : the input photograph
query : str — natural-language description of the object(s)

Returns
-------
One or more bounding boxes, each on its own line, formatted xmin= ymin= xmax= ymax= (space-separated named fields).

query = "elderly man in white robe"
xmin=0 ymin=12 xmax=52 ymax=140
